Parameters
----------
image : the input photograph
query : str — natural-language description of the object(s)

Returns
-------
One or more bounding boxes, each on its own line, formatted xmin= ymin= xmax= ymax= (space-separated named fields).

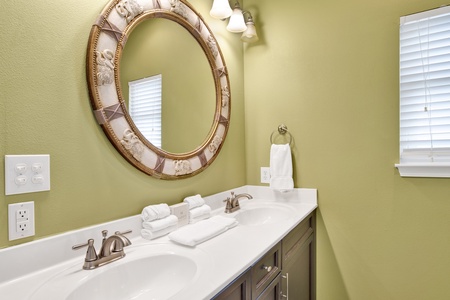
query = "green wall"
xmin=243 ymin=0 xmax=450 ymax=299
xmin=3 ymin=0 xmax=450 ymax=299
xmin=0 ymin=1 xmax=246 ymax=248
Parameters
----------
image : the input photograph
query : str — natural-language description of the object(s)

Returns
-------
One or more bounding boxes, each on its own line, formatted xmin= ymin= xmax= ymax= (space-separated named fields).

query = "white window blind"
xmin=398 ymin=6 xmax=450 ymax=174
xmin=128 ymin=74 xmax=162 ymax=148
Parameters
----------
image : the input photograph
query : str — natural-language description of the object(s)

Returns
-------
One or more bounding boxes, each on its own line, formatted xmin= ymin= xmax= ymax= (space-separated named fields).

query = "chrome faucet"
xmin=223 ymin=192 xmax=253 ymax=213
xmin=72 ymin=229 xmax=132 ymax=270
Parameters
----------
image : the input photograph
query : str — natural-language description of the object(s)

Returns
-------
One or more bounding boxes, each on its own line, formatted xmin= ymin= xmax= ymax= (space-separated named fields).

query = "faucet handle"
xmin=115 ymin=229 xmax=132 ymax=236
xmin=72 ymin=239 xmax=98 ymax=262
xmin=223 ymin=197 xmax=232 ymax=209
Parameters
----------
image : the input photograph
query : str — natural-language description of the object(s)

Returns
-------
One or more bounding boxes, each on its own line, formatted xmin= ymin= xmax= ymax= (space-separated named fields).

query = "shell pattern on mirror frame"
xmin=87 ymin=0 xmax=231 ymax=179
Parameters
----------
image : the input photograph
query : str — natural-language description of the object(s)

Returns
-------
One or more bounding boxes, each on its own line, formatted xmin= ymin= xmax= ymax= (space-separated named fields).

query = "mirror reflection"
xmin=120 ymin=17 xmax=216 ymax=154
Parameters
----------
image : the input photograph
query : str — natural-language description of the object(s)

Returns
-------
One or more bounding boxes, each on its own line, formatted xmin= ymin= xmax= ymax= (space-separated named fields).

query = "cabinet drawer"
xmin=251 ymin=243 xmax=281 ymax=299
xmin=256 ymin=273 xmax=281 ymax=300
xmin=282 ymin=212 xmax=314 ymax=261
xmin=213 ymin=268 xmax=251 ymax=300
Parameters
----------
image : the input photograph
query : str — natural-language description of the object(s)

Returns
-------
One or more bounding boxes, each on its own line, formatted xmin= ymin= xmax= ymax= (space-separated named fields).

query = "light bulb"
xmin=226 ymin=6 xmax=247 ymax=33
xmin=241 ymin=21 xmax=258 ymax=43
xmin=210 ymin=0 xmax=232 ymax=20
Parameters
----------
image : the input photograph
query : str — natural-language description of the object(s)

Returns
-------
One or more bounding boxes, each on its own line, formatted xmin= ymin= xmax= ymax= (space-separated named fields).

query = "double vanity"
xmin=0 ymin=186 xmax=317 ymax=299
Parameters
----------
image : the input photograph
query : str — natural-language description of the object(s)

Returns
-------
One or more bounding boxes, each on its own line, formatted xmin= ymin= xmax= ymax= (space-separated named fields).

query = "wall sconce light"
xmin=210 ymin=0 xmax=259 ymax=43
xmin=210 ymin=0 xmax=232 ymax=20
xmin=226 ymin=2 xmax=247 ymax=33
xmin=241 ymin=12 xmax=259 ymax=43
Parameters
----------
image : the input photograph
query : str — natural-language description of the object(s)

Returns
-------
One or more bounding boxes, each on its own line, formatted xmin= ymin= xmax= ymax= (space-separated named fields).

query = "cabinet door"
xmin=213 ymin=269 xmax=251 ymax=300
xmin=281 ymin=211 xmax=316 ymax=300
xmin=281 ymin=233 xmax=315 ymax=300
xmin=256 ymin=274 xmax=281 ymax=300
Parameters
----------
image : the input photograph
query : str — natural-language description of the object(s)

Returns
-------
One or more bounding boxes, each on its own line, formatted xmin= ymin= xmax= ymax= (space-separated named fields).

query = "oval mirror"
xmin=86 ymin=0 xmax=231 ymax=180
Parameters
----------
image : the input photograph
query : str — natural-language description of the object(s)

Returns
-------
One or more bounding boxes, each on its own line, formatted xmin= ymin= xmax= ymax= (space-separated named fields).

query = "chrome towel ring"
xmin=270 ymin=124 xmax=293 ymax=145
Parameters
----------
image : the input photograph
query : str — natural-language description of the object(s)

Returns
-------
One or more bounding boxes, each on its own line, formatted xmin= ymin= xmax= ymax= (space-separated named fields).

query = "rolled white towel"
xmin=141 ymin=224 xmax=178 ymax=240
xmin=183 ymin=194 xmax=205 ymax=209
xmin=168 ymin=216 xmax=238 ymax=247
xmin=142 ymin=215 xmax=178 ymax=232
xmin=141 ymin=203 xmax=171 ymax=222
xmin=189 ymin=205 xmax=211 ymax=223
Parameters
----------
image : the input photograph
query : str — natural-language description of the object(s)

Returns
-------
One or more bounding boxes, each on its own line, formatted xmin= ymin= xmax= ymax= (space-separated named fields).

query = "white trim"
xmin=395 ymin=163 xmax=450 ymax=177
xmin=400 ymin=5 xmax=450 ymax=24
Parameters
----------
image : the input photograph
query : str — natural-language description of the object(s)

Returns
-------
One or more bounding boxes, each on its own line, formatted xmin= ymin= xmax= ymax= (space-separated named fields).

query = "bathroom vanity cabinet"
xmin=214 ymin=211 xmax=316 ymax=300
xmin=0 ymin=186 xmax=318 ymax=300
xmin=281 ymin=211 xmax=316 ymax=300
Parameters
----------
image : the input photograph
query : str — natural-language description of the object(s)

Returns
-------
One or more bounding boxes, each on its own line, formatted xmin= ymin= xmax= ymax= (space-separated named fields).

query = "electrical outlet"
xmin=16 ymin=221 xmax=30 ymax=233
xmin=8 ymin=201 xmax=35 ymax=240
xmin=170 ymin=203 xmax=189 ymax=227
xmin=261 ymin=167 xmax=270 ymax=183
xmin=16 ymin=208 xmax=30 ymax=222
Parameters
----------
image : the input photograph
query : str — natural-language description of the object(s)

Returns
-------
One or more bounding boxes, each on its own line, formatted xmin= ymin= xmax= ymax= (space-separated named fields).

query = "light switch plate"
xmin=5 ymin=155 xmax=51 ymax=195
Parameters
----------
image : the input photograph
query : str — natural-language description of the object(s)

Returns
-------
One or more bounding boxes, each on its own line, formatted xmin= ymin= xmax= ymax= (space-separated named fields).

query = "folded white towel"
xmin=190 ymin=214 xmax=210 ymax=224
xmin=141 ymin=203 xmax=171 ymax=222
xmin=168 ymin=216 xmax=238 ymax=247
xmin=183 ymin=194 xmax=205 ymax=209
xmin=270 ymin=144 xmax=294 ymax=192
xmin=141 ymin=224 xmax=178 ymax=240
xmin=142 ymin=215 xmax=178 ymax=232
xmin=189 ymin=205 xmax=211 ymax=223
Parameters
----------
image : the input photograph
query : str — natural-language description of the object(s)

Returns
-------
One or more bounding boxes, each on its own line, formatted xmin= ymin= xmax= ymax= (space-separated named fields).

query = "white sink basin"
xmin=234 ymin=202 xmax=295 ymax=226
xmin=67 ymin=254 xmax=195 ymax=300
xmin=30 ymin=243 xmax=212 ymax=300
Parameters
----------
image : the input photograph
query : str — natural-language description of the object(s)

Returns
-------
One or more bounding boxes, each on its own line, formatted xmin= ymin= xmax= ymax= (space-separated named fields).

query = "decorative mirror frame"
xmin=86 ymin=0 xmax=231 ymax=180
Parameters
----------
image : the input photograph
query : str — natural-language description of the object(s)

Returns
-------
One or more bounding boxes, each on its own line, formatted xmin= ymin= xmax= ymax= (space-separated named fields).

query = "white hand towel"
xmin=190 ymin=214 xmax=210 ymax=224
xmin=183 ymin=194 xmax=205 ymax=209
xmin=141 ymin=203 xmax=171 ymax=222
xmin=168 ymin=216 xmax=238 ymax=247
xmin=210 ymin=215 xmax=239 ymax=228
xmin=142 ymin=215 xmax=178 ymax=232
xmin=189 ymin=204 xmax=211 ymax=223
xmin=141 ymin=224 xmax=178 ymax=240
xmin=270 ymin=144 xmax=294 ymax=192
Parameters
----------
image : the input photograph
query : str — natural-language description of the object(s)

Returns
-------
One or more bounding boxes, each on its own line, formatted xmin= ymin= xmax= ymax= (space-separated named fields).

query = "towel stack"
xmin=140 ymin=203 xmax=178 ymax=240
xmin=168 ymin=215 xmax=238 ymax=246
xmin=183 ymin=194 xmax=211 ymax=224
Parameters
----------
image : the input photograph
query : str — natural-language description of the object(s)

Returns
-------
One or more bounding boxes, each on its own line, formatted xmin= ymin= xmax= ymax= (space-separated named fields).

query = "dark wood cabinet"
xmin=251 ymin=243 xmax=281 ymax=299
xmin=281 ymin=212 xmax=316 ymax=300
xmin=213 ymin=269 xmax=251 ymax=300
xmin=214 ymin=211 xmax=316 ymax=300
xmin=256 ymin=274 xmax=281 ymax=300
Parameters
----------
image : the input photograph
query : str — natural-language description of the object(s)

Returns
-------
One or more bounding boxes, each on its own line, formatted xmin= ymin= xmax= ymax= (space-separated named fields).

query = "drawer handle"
xmin=262 ymin=265 xmax=272 ymax=272
xmin=281 ymin=272 xmax=289 ymax=299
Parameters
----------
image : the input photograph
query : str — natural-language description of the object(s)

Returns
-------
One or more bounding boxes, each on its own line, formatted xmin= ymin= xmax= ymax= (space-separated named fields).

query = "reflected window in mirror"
xmin=129 ymin=74 xmax=162 ymax=148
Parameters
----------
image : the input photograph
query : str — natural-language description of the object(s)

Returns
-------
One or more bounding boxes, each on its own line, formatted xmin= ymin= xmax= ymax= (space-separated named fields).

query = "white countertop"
xmin=0 ymin=185 xmax=317 ymax=300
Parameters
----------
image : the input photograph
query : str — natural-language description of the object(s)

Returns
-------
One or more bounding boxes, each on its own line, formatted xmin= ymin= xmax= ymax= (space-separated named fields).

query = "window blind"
xmin=399 ymin=6 xmax=450 ymax=164
xmin=128 ymin=74 xmax=162 ymax=148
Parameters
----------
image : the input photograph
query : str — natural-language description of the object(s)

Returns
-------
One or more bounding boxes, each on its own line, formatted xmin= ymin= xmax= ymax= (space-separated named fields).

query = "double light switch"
xmin=5 ymin=155 xmax=51 ymax=195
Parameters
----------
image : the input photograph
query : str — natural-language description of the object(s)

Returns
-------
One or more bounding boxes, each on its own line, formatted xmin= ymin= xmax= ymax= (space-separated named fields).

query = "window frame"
xmin=128 ymin=74 xmax=162 ymax=148
xmin=396 ymin=5 xmax=450 ymax=178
